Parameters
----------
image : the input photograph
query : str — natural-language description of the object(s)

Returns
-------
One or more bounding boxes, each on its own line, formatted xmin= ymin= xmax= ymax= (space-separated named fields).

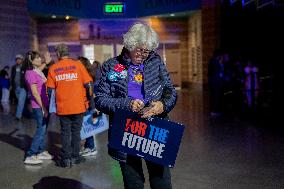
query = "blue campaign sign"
xmin=109 ymin=110 xmax=185 ymax=167
xmin=81 ymin=112 xmax=109 ymax=140
xmin=49 ymin=89 xmax=56 ymax=113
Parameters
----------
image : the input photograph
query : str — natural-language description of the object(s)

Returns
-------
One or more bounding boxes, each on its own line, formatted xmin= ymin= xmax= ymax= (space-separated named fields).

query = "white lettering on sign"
xmin=122 ymin=132 xmax=165 ymax=158
xmin=55 ymin=73 xmax=78 ymax=81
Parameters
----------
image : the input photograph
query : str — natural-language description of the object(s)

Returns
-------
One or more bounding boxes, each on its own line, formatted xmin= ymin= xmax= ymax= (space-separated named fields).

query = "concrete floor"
xmin=0 ymin=89 xmax=283 ymax=189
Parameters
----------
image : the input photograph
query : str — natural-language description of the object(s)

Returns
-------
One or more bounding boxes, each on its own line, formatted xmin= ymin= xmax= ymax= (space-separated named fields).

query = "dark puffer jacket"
xmin=95 ymin=48 xmax=178 ymax=162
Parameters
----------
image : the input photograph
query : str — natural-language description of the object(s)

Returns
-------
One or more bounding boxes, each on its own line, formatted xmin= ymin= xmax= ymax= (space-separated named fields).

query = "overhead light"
xmin=65 ymin=15 xmax=70 ymax=20
xmin=170 ymin=13 xmax=175 ymax=17
xmin=51 ymin=15 xmax=56 ymax=19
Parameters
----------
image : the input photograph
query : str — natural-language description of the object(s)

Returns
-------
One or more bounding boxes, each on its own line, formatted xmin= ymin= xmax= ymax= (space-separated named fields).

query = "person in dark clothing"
xmin=78 ymin=57 xmax=99 ymax=157
xmin=11 ymin=54 xmax=27 ymax=120
xmin=0 ymin=66 xmax=11 ymax=114
xmin=92 ymin=60 xmax=101 ymax=92
xmin=208 ymin=51 xmax=225 ymax=116
xmin=244 ymin=61 xmax=259 ymax=109
xmin=95 ymin=22 xmax=177 ymax=189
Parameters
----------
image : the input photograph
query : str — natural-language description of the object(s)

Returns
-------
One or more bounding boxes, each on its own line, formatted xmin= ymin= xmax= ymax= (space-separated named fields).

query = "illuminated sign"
xmin=104 ymin=2 xmax=125 ymax=14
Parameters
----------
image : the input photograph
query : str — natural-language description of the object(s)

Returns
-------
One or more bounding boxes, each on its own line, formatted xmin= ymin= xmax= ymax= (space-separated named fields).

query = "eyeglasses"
xmin=135 ymin=48 xmax=150 ymax=57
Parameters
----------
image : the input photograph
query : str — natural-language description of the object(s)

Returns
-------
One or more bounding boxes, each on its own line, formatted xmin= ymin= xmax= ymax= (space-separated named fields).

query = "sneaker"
xmin=80 ymin=147 xmax=95 ymax=155
xmin=71 ymin=156 xmax=86 ymax=165
xmin=24 ymin=155 xmax=43 ymax=165
xmin=37 ymin=151 xmax=53 ymax=160
xmin=79 ymin=147 xmax=90 ymax=155
xmin=80 ymin=148 xmax=97 ymax=156
xmin=81 ymin=148 xmax=98 ymax=157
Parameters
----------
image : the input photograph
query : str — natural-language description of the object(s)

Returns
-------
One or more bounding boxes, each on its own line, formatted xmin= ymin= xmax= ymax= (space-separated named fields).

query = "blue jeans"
xmin=84 ymin=136 xmax=96 ymax=149
xmin=15 ymin=87 xmax=27 ymax=119
xmin=26 ymin=108 xmax=49 ymax=157
xmin=83 ymin=109 xmax=97 ymax=150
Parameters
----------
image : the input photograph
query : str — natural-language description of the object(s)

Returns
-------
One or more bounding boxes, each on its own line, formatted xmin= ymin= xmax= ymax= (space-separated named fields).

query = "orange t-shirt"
xmin=46 ymin=58 xmax=92 ymax=115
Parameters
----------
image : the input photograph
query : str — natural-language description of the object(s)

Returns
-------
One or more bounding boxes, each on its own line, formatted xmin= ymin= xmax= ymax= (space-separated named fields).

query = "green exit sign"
xmin=104 ymin=2 xmax=125 ymax=14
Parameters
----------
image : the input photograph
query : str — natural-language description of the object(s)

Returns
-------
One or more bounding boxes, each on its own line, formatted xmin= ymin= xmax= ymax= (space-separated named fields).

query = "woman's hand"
xmin=44 ymin=51 xmax=52 ymax=65
xmin=141 ymin=101 xmax=164 ymax=118
xmin=130 ymin=99 xmax=145 ymax=112
xmin=42 ymin=106 xmax=48 ymax=118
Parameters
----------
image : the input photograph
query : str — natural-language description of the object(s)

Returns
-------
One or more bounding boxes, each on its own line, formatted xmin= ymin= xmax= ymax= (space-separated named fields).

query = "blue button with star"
xmin=107 ymin=71 xmax=118 ymax=82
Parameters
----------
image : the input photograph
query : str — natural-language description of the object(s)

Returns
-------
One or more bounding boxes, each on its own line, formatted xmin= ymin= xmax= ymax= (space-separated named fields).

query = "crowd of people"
xmin=0 ymin=22 xmax=178 ymax=189
xmin=208 ymin=50 xmax=263 ymax=118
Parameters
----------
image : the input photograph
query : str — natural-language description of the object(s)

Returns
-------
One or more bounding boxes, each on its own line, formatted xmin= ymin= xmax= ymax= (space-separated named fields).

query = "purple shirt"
xmin=25 ymin=70 xmax=49 ymax=109
xmin=128 ymin=63 xmax=145 ymax=101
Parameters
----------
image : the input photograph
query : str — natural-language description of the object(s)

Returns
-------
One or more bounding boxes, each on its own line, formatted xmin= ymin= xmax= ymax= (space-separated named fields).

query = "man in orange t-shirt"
xmin=46 ymin=44 xmax=94 ymax=167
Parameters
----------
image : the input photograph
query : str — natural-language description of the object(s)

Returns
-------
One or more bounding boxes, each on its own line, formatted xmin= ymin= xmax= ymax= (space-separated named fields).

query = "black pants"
xmin=59 ymin=113 xmax=84 ymax=160
xmin=119 ymin=155 xmax=172 ymax=189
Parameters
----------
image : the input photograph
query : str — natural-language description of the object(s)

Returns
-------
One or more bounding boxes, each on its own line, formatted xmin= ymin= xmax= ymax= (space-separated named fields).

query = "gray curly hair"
xmin=123 ymin=22 xmax=159 ymax=51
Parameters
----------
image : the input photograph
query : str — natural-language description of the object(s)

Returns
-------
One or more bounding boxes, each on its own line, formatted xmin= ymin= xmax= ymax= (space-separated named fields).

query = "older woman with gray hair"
xmin=95 ymin=22 xmax=177 ymax=189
